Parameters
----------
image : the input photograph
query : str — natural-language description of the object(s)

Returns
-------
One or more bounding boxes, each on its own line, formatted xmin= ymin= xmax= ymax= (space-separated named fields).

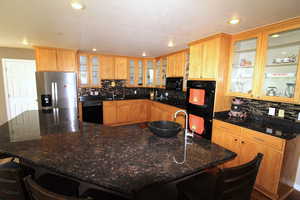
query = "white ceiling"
xmin=0 ymin=0 xmax=299 ymax=57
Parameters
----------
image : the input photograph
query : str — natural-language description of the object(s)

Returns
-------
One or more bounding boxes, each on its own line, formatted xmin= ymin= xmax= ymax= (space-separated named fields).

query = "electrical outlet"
xmin=268 ymin=107 xmax=276 ymax=116
xmin=278 ymin=109 xmax=285 ymax=118
xmin=298 ymin=113 xmax=300 ymax=121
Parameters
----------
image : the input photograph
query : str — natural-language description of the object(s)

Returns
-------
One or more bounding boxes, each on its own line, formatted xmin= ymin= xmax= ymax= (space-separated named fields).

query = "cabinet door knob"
xmin=241 ymin=141 xmax=245 ymax=144
xmin=234 ymin=139 xmax=238 ymax=142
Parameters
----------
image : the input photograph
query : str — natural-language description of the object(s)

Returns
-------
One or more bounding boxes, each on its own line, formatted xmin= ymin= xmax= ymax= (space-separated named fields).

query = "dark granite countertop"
xmin=214 ymin=111 xmax=300 ymax=140
xmin=79 ymin=96 xmax=187 ymax=109
xmin=0 ymin=109 xmax=234 ymax=196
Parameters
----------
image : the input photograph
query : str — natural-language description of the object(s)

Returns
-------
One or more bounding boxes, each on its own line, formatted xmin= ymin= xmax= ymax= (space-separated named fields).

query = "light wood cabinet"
xmin=167 ymin=51 xmax=186 ymax=77
xmin=212 ymin=119 xmax=288 ymax=199
xmin=35 ymin=47 xmax=77 ymax=72
xmin=103 ymin=101 xmax=117 ymax=124
xmin=103 ymin=100 xmax=150 ymax=125
xmin=103 ymin=100 xmax=183 ymax=127
xmin=189 ymin=36 xmax=222 ymax=79
xmin=115 ymin=57 xmax=128 ymax=79
xmin=35 ymin=47 xmax=57 ymax=71
xmin=101 ymin=55 xmax=115 ymax=80
xmin=188 ymin=34 xmax=232 ymax=112
xmin=150 ymin=101 xmax=185 ymax=128
xmin=127 ymin=58 xmax=145 ymax=87
xmin=227 ymin=18 xmax=300 ymax=104
xmin=78 ymin=54 xmax=101 ymax=87
xmin=56 ymin=49 xmax=77 ymax=72
xmin=116 ymin=101 xmax=131 ymax=123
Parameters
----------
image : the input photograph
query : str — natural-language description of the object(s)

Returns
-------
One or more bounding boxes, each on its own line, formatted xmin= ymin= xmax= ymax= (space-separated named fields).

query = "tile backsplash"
xmin=236 ymin=97 xmax=300 ymax=122
xmin=78 ymin=80 xmax=186 ymax=103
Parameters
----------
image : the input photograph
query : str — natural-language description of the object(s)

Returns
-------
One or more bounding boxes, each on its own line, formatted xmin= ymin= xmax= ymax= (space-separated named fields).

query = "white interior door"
xmin=2 ymin=59 xmax=38 ymax=120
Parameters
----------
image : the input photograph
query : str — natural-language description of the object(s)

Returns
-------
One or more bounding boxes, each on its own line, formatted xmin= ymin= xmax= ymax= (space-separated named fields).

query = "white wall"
xmin=0 ymin=47 xmax=35 ymax=125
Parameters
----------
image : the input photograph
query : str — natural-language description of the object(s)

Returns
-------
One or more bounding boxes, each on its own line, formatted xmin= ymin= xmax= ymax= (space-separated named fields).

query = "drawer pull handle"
xmin=253 ymin=137 xmax=264 ymax=142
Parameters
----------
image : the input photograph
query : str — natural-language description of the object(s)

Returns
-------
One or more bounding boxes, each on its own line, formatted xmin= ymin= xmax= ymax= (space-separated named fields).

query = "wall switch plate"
xmin=268 ymin=107 xmax=276 ymax=116
xmin=278 ymin=109 xmax=285 ymax=118
xmin=298 ymin=113 xmax=300 ymax=121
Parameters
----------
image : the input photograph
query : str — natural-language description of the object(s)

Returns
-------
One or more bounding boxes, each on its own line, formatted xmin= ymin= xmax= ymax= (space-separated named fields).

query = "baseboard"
xmin=294 ymin=184 xmax=300 ymax=191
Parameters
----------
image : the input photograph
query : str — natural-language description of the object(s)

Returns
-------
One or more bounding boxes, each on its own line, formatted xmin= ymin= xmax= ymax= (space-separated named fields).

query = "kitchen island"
xmin=0 ymin=109 xmax=235 ymax=198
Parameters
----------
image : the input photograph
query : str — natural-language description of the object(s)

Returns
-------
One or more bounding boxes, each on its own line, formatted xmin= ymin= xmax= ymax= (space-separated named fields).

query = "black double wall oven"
xmin=186 ymin=80 xmax=216 ymax=140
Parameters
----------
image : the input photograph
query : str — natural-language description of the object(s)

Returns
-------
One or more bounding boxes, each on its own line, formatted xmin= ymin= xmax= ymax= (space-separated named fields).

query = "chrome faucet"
xmin=174 ymin=110 xmax=193 ymax=138
xmin=173 ymin=110 xmax=194 ymax=165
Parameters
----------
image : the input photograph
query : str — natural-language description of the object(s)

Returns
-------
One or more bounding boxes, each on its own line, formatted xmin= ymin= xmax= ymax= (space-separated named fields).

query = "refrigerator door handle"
xmin=54 ymin=82 xmax=58 ymax=107
xmin=51 ymin=82 xmax=55 ymax=107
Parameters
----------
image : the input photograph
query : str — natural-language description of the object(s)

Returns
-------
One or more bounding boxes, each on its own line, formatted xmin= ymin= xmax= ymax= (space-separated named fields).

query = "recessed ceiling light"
xmin=168 ymin=41 xmax=174 ymax=47
xmin=70 ymin=0 xmax=85 ymax=10
xmin=22 ymin=39 xmax=29 ymax=45
xmin=229 ymin=18 xmax=240 ymax=25
xmin=271 ymin=34 xmax=280 ymax=38
xmin=92 ymin=48 xmax=97 ymax=52
xmin=142 ymin=52 xmax=146 ymax=57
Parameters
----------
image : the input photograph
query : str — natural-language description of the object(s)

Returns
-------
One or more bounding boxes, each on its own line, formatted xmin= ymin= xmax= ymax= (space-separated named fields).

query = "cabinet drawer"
xmin=213 ymin=120 xmax=241 ymax=136
xmin=242 ymin=128 xmax=285 ymax=152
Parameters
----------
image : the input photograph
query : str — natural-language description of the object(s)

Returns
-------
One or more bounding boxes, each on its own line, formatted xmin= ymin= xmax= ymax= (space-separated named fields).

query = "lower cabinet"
xmin=103 ymin=100 xmax=150 ymax=125
xmin=212 ymin=120 xmax=286 ymax=199
xmin=103 ymin=100 xmax=185 ymax=127
xmin=103 ymin=101 xmax=117 ymax=124
xmin=150 ymin=101 xmax=185 ymax=128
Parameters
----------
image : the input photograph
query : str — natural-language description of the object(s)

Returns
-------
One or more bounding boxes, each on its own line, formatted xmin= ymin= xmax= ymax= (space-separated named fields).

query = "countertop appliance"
xmin=166 ymin=77 xmax=183 ymax=91
xmin=83 ymin=101 xmax=103 ymax=124
xmin=36 ymin=72 xmax=78 ymax=111
xmin=186 ymin=80 xmax=216 ymax=140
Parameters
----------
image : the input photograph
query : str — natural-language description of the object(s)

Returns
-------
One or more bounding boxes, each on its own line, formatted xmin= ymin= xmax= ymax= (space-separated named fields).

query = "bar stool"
xmin=24 ymin=175 xmax=85 ymax=200
xmin=35 ymin=173 xmax=80 ymax=197
xmin=0 ymin=156 xmax=27 ymax=200
xmin=177 ymin=153 xmax=263 ymax=200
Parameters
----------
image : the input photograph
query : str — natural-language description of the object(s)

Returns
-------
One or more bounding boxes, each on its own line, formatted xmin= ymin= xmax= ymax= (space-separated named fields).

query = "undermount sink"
xmin=148 ymin=121 xmax=182 ymax=138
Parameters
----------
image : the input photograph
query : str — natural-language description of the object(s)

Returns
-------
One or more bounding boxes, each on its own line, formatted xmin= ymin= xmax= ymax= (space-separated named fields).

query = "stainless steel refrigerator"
xmin=35 ymin=72 xmax=77 ymax=110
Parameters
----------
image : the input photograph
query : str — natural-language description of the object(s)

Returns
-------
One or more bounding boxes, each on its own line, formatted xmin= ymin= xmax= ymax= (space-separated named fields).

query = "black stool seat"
xmin=37 ymin=173 xmax=80 ymax=197
xmin=134 ymin=183 xmax=178 ymax=200
xmin=81 ymin=188 xmax=128 ymax=200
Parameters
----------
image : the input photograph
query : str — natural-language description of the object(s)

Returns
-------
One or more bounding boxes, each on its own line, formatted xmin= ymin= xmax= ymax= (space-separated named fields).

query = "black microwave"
xmin=166 ymin=77 xmax=183 ymax=91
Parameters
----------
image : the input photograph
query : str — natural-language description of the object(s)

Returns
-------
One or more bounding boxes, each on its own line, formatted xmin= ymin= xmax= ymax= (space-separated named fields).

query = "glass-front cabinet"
xmin=137 ymin=60 xmax=144 ymax=86
xmin=128 ymin=59 xmax=135 ymax=86
xmin=146 ymin=59 xmax=154 ymax=86
xmin=228 ymin=35 xmax=260 ymax=97
xmin=90 ymin=56 xmax=100 ymax=87
xmin=161 ymin=58 xmax=167 ymax=87
xmin=261 ymin=27 xmax=300 ymax=102
xmin=79 ymin=55 xmax=89 ymax=87
xmin=155 ymin=59 xmax=161 ymax=87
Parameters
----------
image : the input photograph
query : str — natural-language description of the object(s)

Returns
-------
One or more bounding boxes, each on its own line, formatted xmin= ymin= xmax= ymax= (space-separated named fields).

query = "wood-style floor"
xmin=252 ymin=190 xmax=300 ymax=200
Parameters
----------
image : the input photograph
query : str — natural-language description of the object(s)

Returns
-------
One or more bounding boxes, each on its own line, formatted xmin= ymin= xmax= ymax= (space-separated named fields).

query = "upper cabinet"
xmin=188 ymin=35 xmax=225 ymax=80
xmin=127 ymin=58 xmax=145 ymax=87
xmin=78 ymin=54 xmax=89 ymax=87
xmin=167 ymin=51 xmax=186 ymax=77
xmin=145 ymin=59 xmax=155 ymax=86
xmin=227 ymin=18 xmax=300 ymax=104
xmin=100 ymin=55 xmax=115 ymax=80
xmin=78 ymin=53 xmax=101 ymax=87
xmin=115 ymin=57 xmax=128 ymax=79
xmin=90 ymin=55 xmax=100 ymax=87
xmin=35 ymin=47 xmax=77 ymax=72
xmin=227 ymin=34 xmax=262 ymax=97
xmin=260 ymin=27 xmax=300 ymax=103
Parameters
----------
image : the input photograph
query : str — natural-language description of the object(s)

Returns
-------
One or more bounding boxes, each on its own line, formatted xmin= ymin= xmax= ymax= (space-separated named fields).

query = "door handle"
xmin=54 ymin=82 xmax=58 ymax=107
xmin=51 ymin=82 xmax=55 ymax=106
